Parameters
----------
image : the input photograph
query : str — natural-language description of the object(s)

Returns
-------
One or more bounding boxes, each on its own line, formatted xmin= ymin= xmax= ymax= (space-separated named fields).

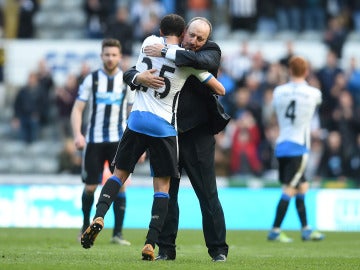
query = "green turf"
xmin=0 ymin=228 xmax=359 ymax=269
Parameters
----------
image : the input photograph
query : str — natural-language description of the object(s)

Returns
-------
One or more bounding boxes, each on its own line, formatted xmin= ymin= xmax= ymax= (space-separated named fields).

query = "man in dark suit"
xmin=124 ymin=17 xmax=229 ymax=262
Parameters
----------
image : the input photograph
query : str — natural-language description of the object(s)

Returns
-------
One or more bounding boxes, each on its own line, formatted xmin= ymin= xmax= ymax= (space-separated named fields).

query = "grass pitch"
xmin=0 ymin=228 xmax=359 ymax=270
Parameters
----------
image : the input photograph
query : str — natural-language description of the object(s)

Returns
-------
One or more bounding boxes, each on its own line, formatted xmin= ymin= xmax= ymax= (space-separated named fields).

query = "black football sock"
xmin=113 ymin=192 xmax=126 ymax=237
xmin=81 ymin=189 xmax=94 ymax=229
xmin=95 ymin=176 xmax=123 ymax=220
xmin=145 ymin=192 xmax=169 ymax=248
xmin=295 ymin=194 xmax=308 ymax=228
xmin=273 ymin=193 xmax=291 ymax=228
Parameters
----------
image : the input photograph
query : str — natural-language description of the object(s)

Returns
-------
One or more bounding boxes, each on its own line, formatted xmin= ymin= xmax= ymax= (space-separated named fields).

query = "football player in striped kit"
xmin=80 ymin=14 xmax=225 ymax=260
xmin=71 ymin=38 xmax=135 ymax=246
xmin=267 ymin=56 xmax=325 ymax=242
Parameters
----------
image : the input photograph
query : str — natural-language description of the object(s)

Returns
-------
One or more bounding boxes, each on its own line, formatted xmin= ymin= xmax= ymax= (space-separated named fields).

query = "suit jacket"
xmin=123 ymin=40 xmax=221 ymax=133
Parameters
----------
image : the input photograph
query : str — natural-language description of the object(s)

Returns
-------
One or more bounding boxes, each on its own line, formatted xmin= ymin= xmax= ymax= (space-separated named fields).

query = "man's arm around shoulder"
xmin=175 ymin=41 xmax=221 ymax=71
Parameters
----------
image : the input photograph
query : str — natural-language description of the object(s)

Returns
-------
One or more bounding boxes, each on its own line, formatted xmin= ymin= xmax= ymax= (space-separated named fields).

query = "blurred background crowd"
xmin=0 ymin=0 xmax=360 ymax=188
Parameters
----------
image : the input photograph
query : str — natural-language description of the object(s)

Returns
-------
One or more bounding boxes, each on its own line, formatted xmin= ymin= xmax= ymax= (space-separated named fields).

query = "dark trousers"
xmin=157 ymin=125 xmax=229 ymax=258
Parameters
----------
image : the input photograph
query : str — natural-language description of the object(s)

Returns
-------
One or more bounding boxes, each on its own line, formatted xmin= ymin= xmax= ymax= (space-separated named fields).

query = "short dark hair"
xmin=102 ymin=38 xmax=122 ymax=52
xmin=160 ymin=14 xmax=186 ymax=37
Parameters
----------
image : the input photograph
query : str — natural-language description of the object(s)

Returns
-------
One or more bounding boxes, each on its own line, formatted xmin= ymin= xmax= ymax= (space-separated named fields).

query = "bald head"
xmin=182 ymin=17 xmax=212 ymax=51
xmin=187 ymin=17 xmax=212 ymax=37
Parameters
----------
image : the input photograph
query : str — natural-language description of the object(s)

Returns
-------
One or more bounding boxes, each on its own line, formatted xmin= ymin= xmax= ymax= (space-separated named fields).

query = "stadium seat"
xmin=34 ymin=157 xmax=59 ymax=174
xmin=0 ymin=157 xmax=11 ymax=173
xmin=40 ymin=0 xmax=59 ymax=12
xmin=1 ymin=140 xmax=26 ymax=156
xmin=10 ymin=156 xmax=35 ymax=174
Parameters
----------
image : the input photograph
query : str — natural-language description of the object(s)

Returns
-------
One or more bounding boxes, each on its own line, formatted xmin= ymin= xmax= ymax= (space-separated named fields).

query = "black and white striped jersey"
xmin=77 ymin=69 xmax=134 ymax=143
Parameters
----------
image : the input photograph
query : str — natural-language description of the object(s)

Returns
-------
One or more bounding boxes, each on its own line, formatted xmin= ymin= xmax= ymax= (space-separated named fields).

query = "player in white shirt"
xmin=80 ymin=14 xmax=225 ymax=260
xmin=268 ymin=56 xmax=325 ymax=242
xmin=128 ymin=35 xmax=225 ymax=137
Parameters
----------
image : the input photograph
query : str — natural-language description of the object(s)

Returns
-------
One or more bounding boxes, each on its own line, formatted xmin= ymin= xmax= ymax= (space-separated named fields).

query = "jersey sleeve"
xmin=126 ymin=85 xmax=135 ymax=104
xmin=316 ymin=88 xmax=322 ymax=105
xmin=182 ymin=67 xmax=214 ymax=83
xmin=165 ymin=46 xmax=185 ymax=61
xmin=77 ymin=73 xmax=92 ymax=102
xmin=271 ymin=87 xmax=280 ymax=109
xmin=189 ymin=67 xmax=214 ymax=83
xmin=141 ymin=35 xmax=164 ymax=50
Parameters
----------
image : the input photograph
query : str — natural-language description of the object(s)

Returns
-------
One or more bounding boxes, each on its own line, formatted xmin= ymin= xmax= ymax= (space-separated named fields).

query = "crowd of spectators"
xmin=86 ymin=0 xmax=360 ymax=42
xmin=79 ymin=0 xmax=360 ymax=62
xmin=2 ymin=0 xmax=360 ymax=187
xmin=9 ymin=58 xmax=85 ymax=173
xmin=3 ymin=1 xmax=359 ymax=52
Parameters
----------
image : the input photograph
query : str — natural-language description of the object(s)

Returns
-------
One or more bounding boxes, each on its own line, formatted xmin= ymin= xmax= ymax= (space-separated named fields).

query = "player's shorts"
xmin=277 ymin=154 xmax=308 ymax=187
xmin=82 ymin=142 xmax=119 ymax=185
xmin=114 ymin=128 xmax=179 ymax=178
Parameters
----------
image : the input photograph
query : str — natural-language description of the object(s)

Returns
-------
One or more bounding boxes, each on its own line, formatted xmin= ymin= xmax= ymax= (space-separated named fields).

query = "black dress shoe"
xmin=212 ymin=254 xmax=227 ymax=262
xmin=155 ymin=254 xmax=175 ymax=261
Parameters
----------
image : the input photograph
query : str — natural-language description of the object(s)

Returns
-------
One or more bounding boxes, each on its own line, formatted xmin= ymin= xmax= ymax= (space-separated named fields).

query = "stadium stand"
xmin=33 ymin=0 xmax=86 ymax=39
xmin=1 ymin=1 xmax=360 ymax=187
